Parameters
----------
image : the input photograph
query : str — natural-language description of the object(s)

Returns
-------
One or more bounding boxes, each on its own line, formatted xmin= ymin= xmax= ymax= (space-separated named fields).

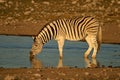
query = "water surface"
xmin=0 ymin=36 xmax=120 ymax=68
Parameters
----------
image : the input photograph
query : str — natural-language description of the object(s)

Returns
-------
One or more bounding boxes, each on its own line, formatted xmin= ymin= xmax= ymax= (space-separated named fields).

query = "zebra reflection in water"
xmin=30 ymin=57 xmax=100 ymax=68
xmin=30 ymin=16 xmax=102 ymax=59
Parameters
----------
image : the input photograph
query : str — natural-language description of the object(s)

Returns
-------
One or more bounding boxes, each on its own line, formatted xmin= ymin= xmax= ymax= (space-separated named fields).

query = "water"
xmin=0 ymin=35 xmax=120 ymax=68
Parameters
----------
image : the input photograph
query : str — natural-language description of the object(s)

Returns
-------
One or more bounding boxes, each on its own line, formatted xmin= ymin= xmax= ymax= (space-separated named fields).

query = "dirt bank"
xmin=0 ymin=68 xmax=120 ymax=80
xmin=0 ymin=21 xmax=120 ymax=44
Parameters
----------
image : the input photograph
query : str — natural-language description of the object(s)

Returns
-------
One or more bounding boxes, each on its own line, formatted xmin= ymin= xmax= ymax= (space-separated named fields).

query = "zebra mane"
xmin=36 ymin=19 xmax=56 ymax=36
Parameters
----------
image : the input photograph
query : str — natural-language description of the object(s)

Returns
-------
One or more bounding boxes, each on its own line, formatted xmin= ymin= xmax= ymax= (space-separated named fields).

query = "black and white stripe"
xmin=31 ymin=16 xmax=102 ymax=58
xmin=38 ymin=16 xmax=99 ymax=43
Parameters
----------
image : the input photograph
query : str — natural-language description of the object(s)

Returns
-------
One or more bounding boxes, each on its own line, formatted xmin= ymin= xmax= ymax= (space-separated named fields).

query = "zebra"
xmin=30 ymin=16 xmax=102 ymax=59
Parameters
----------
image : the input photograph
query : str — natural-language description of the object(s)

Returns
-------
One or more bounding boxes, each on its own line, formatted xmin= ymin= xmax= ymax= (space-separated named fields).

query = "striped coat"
xmin=30 ymin=16 xmax=102 ymax=59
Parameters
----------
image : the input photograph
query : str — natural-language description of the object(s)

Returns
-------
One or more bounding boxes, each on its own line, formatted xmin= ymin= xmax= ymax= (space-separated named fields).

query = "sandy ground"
xmin=0 ymin=68 xmax=120 ymax=80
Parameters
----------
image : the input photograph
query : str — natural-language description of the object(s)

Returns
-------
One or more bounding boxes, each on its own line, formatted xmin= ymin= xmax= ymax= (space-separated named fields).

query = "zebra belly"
xmin=65 ymin=37 xmax=81 ymax=41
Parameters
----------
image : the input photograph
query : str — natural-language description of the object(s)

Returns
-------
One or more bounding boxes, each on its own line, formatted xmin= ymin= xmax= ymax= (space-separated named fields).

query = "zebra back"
xmin=37 ymin=16 xmax=100 ymax=44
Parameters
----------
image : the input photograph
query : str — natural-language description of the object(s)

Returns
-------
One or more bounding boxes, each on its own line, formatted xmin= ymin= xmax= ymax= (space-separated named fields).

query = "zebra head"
xmin=30 ymin=36 xmax=43 ymax=58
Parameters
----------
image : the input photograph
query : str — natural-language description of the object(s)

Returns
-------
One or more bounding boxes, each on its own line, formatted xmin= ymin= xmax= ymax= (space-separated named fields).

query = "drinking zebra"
xmin=30 ymin=16 xmax=102 ymax=59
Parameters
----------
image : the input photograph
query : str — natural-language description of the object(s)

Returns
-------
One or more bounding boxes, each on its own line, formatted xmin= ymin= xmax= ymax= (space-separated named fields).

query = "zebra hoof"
xmin=92 ymin=55 xmax=96 ymax=58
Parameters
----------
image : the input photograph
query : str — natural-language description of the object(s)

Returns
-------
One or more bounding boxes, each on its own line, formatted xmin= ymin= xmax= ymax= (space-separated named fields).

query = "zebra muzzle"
xmin=29 ymin=51 xmax=35 ymax=61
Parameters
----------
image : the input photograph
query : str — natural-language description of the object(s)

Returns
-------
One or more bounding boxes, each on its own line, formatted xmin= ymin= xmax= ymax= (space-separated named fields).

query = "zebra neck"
xmin=38 ymin=30 xmax=53 ymax=44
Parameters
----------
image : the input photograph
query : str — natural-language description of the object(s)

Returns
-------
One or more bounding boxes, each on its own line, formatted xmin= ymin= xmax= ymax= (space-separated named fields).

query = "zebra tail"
xmin=98 ymin=26 xmax=102 ymax=50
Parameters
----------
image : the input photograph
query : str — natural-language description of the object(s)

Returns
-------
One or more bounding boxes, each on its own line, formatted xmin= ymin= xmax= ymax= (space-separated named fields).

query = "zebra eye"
xmin=35 ymin=44 xmax=38 ymax=47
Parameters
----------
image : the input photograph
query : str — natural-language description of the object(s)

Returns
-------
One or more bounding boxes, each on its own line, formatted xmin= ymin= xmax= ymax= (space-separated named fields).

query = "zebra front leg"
xmin=57 ymin=38 xmax=65 ymax=59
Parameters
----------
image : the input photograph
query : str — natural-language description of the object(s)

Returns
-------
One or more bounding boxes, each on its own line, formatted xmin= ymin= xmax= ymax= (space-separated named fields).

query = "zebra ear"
xmin=32 ymin=36 xmax=35 ymax=39
xmin=32 ymin=36 xmax=36 ymax=41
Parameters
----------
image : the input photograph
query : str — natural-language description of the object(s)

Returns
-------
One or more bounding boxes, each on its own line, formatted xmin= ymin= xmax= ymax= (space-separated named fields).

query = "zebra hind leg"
xmin=57 ymin=38 xmax=65 ymax=59
xmin=91 ymin=37 xmax=98 ymax=58
xmin=84 ymin=36 xmax=93 ymax=58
